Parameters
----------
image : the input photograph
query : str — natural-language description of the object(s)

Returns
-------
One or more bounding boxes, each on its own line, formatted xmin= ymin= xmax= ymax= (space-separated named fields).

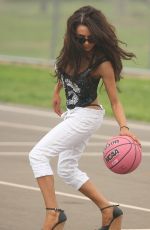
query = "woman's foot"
xmin=100 ymin=205 xmax=123 ymax=230
xmin=42 ymin=208 xmax=67 ymax=230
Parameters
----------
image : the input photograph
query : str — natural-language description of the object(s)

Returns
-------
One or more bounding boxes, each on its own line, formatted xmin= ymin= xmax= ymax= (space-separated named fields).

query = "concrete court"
xmin=0 ymin=103 xmax=150 ymax=230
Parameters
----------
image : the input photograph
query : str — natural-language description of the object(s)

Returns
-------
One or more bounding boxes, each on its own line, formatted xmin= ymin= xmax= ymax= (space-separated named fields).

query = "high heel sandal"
xmin=46 ymin=208 xmax=67 ymax=230
xmin=99 ymin=205 xmax=123 ymax=230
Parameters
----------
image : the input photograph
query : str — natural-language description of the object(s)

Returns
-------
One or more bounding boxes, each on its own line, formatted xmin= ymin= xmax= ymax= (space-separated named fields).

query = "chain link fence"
xmin=0 ymin=0 xmax=150 ymax=69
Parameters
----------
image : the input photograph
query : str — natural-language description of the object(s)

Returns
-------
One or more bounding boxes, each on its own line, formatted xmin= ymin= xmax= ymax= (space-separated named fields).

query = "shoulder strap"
xmin=90 ymin=56 xmax=108 ymax=71
xmin=79 ymin=56 xmax=108 ymax=78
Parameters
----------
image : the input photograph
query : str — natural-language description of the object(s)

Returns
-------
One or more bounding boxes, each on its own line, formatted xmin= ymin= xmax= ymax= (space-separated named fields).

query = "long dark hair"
xmin=56 ymin=5 xmax=135 ymax=81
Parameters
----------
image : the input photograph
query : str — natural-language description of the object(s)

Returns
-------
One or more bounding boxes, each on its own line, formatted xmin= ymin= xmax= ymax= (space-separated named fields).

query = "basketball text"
xmin=105 ymin=139 xmax=119 ymax=150
xmin=105 ymin=149 xmax=119 ymax=163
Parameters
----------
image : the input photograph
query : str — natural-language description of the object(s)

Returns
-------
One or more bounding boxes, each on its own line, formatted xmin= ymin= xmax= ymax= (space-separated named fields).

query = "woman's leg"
xmin=79 ymin=180 xmax=122 ymax=229
xmin=29 ymin=108 xmax=92 ymax=229
xmin=37 ymin=175 xmax=57 ymax=208
xmin=29 ymin=119 xmax=74 ymax=230
xmin=37 ymin=175 xmax=60 ymax=230
xmin=57 ymin=143 xmax=117 ymax=228
xmin=79 ymin=180 xmax=109 ymax=209
xmin=58 ymin=149 xmax=113 ymax=227
xmin=58 ymin=147 xmax=122 ymax=229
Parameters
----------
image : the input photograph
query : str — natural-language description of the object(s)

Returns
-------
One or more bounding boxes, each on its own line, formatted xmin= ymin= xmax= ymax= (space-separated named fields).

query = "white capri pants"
xmin=29 ymin=106 xmax=105 ymax=190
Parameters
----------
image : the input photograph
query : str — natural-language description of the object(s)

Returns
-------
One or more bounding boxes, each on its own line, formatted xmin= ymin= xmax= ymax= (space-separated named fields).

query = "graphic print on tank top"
xmin=64 ymin=78 xmax=81 ymax=106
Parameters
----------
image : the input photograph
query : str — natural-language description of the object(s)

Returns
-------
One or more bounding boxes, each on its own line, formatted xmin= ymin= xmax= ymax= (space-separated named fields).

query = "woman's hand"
xmin=52 ymin=93 xmax=62 ymax=116
xmin=119 ymin=126 xmax=141 ymax=147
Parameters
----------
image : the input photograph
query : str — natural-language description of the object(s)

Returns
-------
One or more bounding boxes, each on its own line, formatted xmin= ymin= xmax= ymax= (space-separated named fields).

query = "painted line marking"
xmin=0 ymin=122 xmax=150 ymax=147
xmin=0 ymin=140 xmax=150 ymax=147
xmin=0 ymin=141 xmax=108 ymax=146
xmin=0 ymin=121 xmax=109 ymax=140
xmin=0 ymin=141 xmax=106 ymax=147
xmin=0 ymin=104 xmax=58 ymax=118
xmin=0 ymin=181 xmax=150 ymax=213
xmin=0 ymin=151 xmax=149 ymax=157
xmin=0 ymin=103 xmax=150 ymax=131
xmin=0 ymin=142 xmax=36 ymax=146
xmin=0 ymin=121 xmax=49 ymax=132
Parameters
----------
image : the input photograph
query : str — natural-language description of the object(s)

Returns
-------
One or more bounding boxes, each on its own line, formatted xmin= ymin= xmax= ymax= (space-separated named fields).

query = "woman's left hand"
xmin=119 ymin=126 xmax=141 ymax=147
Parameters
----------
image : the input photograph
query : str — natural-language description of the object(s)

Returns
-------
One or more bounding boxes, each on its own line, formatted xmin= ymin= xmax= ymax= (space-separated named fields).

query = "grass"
xmin=0 ymin=63 xmax=150 ymax=122
xmin=0 ymin=64 xmax=56 ymax=108
xmin=0 ymin=0 xmax=150 ymax=68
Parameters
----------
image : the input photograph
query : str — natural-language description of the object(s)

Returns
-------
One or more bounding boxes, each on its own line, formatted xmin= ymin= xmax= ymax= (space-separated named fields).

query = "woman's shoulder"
xmin=97 ymin=60 xmax=115 ymax=79
xmin=91 ymin=56 xmax=113 ymax=78
xmin=90 ymin=55 xmax=108 ymax=72
xmin=91 ymin=55 xmax=107 ymax=69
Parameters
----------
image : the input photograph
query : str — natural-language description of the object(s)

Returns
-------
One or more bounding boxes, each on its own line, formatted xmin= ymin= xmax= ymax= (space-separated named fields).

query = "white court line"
xmin=0 ymin=151 xmax=149 ymax=156
xmin=0 ymin=180 xmax=150 ymax=213
xmin=0 ymin=121 xmax=49 ymax=132
xmin=0 ymin=142 xmax=36 ymax=146
xmin=0 ymin=104 xmax=58 ymax=118
xmin=2 ymin=141 xmax=150 ymax=148
xmin=0 ymin=141 xmax=106 ymax=147
xmin=1 ymin=121 xmax=108 ymax=139
xmin=0 ymin=121 xmax=150 ymax=147
xmin=0 ymin=103 xmax=150 ymax=131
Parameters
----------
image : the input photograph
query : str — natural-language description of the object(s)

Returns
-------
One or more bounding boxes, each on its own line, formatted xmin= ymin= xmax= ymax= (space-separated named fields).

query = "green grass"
xmin=0 ymin=0 xmax=150 ymax=68
xmin=0 ymin=63 xmax=150 ymax=122
xmin=0 ymin=64 xmax=57 ymax=108
xmin=100 ymin=78 xmax=150 ymax=122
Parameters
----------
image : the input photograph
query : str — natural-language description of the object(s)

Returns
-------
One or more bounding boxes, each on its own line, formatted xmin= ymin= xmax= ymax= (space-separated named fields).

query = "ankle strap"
xmin=100 ymin=204 xmax=119 ymax=211
xmin=46 ymin=208 xmax=64 ymax=212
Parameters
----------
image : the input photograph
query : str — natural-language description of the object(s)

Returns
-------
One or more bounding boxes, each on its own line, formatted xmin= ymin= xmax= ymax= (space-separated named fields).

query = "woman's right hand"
xmin=52 ymin=93 xmax=62 ymax=116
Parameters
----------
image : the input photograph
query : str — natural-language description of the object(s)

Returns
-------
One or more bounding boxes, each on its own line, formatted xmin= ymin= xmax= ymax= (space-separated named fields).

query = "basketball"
xmin=103 ymin=135 xmax=142 ymax=174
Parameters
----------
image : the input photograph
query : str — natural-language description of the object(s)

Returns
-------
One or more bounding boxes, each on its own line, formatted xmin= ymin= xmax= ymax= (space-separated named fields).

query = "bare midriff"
xmin=86 ymin=97 xmax=101 ymax=110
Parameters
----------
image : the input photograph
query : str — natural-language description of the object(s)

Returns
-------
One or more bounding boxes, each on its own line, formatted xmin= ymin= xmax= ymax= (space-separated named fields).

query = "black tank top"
xmin=55 ymin=57 xmax=107 ymax=109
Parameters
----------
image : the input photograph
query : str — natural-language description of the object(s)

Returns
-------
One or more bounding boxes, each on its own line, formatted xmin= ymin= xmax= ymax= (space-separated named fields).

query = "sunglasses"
xmin=75 ymin=34 xmax=96 ymax=44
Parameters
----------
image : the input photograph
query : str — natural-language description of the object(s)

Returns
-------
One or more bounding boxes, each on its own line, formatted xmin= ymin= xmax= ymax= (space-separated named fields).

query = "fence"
xmin=0 ymin=0 xmax=150 ymax=69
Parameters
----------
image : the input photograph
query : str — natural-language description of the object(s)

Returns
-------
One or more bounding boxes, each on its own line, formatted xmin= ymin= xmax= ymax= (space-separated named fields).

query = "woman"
xmin=29 ymin=5 xmax=140 ymax=230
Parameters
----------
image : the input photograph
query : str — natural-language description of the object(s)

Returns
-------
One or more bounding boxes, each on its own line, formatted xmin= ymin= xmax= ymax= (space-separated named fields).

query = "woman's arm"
xmin=98 ymin=61 xmax=140 ymax=144
xmin=52 ymin=80 xmax=63 ymax=116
